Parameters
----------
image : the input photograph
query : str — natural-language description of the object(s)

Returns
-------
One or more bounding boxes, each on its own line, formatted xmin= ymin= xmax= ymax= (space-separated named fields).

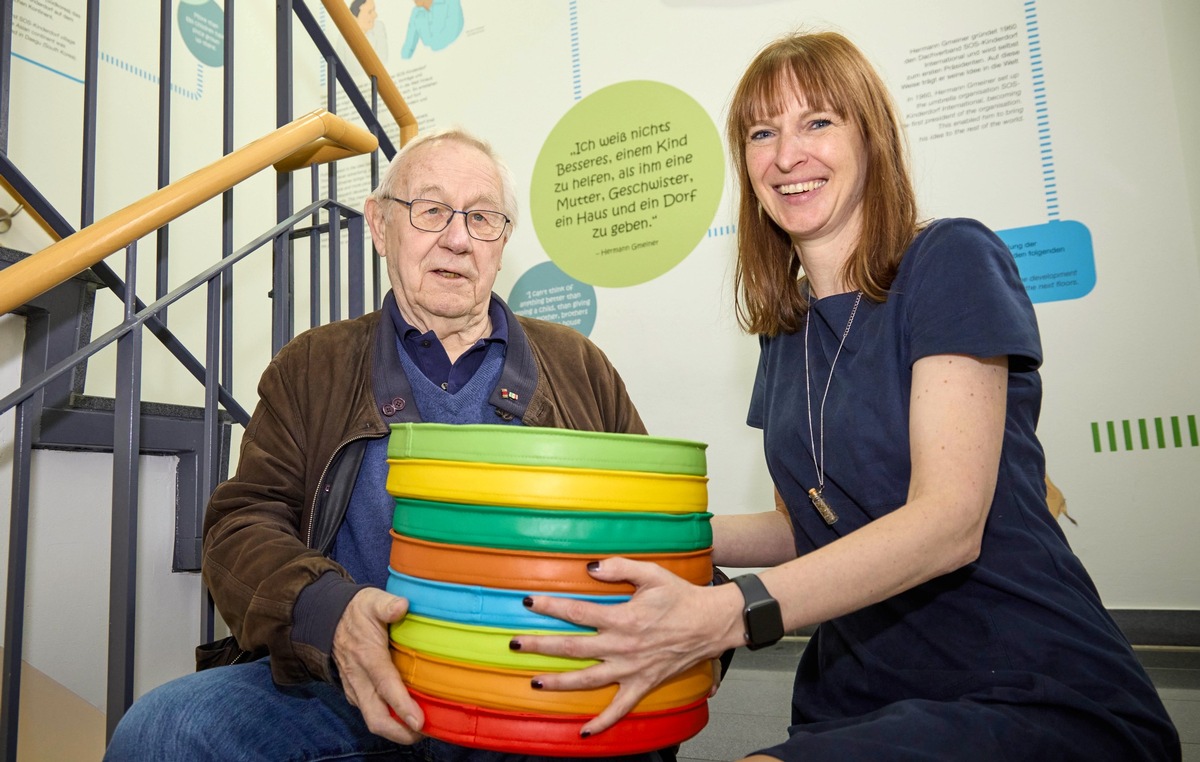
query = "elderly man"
xmin=105 ymin=129 xmax=658 ymax=761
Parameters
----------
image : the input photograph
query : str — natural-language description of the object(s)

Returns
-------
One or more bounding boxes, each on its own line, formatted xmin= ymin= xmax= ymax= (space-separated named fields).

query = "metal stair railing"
xmin=0 ymin=108 xmax=379 ymax=753
xmin=0 ymin=150 xmax=253 ymax=425
xmin=0 ymin=109 xmax=377 ymax=316
xmin=306 ymin=0 xmax=418 ymax=147
xmin=0 ymin=1 xmax=422 ymax=753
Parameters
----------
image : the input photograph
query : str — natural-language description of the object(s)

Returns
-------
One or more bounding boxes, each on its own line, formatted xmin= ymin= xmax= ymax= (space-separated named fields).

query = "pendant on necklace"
xmin=808 ymin=488 xmax=839 ymax=525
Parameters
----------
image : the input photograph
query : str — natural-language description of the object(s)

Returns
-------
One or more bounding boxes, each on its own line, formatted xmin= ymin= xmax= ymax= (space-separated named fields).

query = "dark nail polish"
xmin=509 ymin=639 xmax=521 ymax=651
xmin=581 ymin=730 xmax=592 ymax=739
xmin=586 ymin=561 xmax=600 ymax=572
xmin=522 ymin=596 xmax=534 ymax=608
xmin=531 ymin=679 xmax=544 ymax=690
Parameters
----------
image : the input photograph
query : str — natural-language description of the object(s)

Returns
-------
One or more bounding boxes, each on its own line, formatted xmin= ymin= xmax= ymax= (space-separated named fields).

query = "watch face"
xmin=746 ymin=598 xmax=784 ymax=650
xmin=734 ymin=574 xmax=784 ymax=650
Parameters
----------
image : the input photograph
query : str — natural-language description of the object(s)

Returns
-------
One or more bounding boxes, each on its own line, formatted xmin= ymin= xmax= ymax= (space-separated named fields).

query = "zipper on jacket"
xmin=305 ymin=433 xmax=377 ymax=549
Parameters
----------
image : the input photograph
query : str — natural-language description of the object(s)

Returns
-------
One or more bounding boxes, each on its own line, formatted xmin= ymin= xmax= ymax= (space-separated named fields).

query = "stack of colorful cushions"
xmin=383 ymin=422 xmax=715 ymax=756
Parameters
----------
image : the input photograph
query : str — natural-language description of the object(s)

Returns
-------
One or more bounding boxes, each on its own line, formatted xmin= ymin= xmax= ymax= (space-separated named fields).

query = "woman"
xmin=517 ymin=31 xmax=1180 ymax=761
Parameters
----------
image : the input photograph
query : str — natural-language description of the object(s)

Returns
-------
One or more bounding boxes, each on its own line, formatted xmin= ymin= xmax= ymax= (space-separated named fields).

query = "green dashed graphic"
xmin=1091 ymin=415 xmax=1199 ymax=453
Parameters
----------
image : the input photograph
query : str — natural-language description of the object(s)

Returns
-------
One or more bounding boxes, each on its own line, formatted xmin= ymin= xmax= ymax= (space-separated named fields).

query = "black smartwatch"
xmin=732 ymin=574 xmax=784 ymax=650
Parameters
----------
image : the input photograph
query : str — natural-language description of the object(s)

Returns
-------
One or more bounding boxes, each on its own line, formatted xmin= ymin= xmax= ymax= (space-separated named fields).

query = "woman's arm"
xmin=519 ymin=353 xmax=1008 ymax=737
xmin=756 ymin=353 xmax=1006 ymax=629
xmin=711 ymin=489 xmax=797 ymax=568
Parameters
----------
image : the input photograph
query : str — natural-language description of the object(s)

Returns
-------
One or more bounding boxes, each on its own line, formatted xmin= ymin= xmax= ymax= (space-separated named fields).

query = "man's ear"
xmin=499 ymin=232 xmax=511 ymax=270
xmin=364 ymin=197 xmax=388 ymax=257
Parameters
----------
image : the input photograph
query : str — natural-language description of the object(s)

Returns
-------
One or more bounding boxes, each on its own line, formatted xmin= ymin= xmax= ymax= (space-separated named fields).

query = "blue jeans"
xmin=104 ymin=659 xmax=668 ymax=762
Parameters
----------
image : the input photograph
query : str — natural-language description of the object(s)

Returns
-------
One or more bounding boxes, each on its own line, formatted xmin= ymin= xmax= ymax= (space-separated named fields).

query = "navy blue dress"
xmin=746 ymin=219 xmax=1179 ymax=760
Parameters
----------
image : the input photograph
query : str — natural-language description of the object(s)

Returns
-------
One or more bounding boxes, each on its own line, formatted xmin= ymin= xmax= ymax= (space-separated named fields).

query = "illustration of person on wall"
xmin=516 ymin=31 xmax=1182 ymax=761
xmin=333 ymin=0 xmax=390 ymax=80
xmin=351 ymin=0 xmax=390 ymax=63
xmin=401 ymin=0 xmax=464 ymax=60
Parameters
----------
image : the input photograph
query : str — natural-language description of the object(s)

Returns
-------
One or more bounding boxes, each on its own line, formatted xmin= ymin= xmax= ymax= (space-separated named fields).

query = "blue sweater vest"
xmin=332 ymin=339 xmax=520 ymax=587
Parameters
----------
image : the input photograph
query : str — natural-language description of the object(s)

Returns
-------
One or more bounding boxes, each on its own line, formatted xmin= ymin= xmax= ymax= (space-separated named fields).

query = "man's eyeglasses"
xmin=385 ymin=197 xmax=510 ymax=242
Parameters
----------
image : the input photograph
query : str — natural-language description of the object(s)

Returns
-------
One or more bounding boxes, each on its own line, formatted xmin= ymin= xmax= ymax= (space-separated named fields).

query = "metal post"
xmin=156 ymin=0 xmax=173 ymax=314
xmin=106 ymin=243 xmax=143 ymax=740
xmin=207 ymin=0 xmax=236 ymax=645
xmin=81 ymin=0 xmax=100 ymax=227
xmin=1 ymin=400 xmax=37 ymax=760
xmin=200 ymin=276 xmax=223 ymax=645
xmin=326 ymin=57 xmax=340 ymax=323
xmin=274 ymin=0 xmax=295 ymax=354
xmin=309 ymin=164 xmax=321 ymax=329
xmin=0 ymin=0 xmax=14 ymax=152
xmin=221 ymin=0 xmax=235 ymax=382
xmin=348 ymin=211 xmax=364 ymax=317
xmin=370 ymin=78 xmax=382 ymax=309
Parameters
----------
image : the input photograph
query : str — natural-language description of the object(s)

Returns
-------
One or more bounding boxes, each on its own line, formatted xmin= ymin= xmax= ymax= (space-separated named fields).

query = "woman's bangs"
xmin=739 ymin=68 xmax=846 ymax=137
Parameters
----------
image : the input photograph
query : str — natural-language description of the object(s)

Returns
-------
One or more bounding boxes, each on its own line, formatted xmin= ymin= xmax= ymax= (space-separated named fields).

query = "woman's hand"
xmin=332 ymin=588 xmax=425 ymax=744
xmin=511 ymin=557 xmax=744 ymax=738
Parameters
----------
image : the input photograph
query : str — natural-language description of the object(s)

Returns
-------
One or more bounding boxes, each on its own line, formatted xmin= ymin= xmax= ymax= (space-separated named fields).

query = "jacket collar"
xmin=371 ymin=290 xmax=537 ymax=424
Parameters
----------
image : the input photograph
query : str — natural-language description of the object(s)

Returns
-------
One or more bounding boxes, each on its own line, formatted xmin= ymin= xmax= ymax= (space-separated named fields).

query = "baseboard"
xmin=782 ymin=609 xmax=1200 ymax=649
xmin=1109 ymin=609 xmax=1200 ymax=648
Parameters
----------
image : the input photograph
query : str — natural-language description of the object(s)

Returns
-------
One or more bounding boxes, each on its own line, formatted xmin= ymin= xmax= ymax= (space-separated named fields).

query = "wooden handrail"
xmin=0 ymin=109 xmax=376 ymax=316
xmin=319 ymin=0 xmax=419 ymax=146
xmin=0 ymin=175 xmax=62 ymax=242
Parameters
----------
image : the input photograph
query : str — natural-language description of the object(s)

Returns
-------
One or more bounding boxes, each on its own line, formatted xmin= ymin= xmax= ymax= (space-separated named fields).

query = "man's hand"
xmin=332 ymin=588 xmax=425 ymax=744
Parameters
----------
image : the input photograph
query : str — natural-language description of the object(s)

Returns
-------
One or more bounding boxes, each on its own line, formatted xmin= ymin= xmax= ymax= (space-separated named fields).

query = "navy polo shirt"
xmin=385 ymin=295 xmax=508 ymax=392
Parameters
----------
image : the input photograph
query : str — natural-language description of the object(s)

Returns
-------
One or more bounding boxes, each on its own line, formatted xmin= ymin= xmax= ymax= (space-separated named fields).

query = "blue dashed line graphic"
xmin=707 ymin=224 xmax=736 ymax=238
xmin=99 ymin=52 xmax=204 ymax=101
xmin=11 ymin=52 xmax=85 ymax=84
xmin=1024 ymin=1 xmax=1056 ymax=220
xmin=12 ymin=51 xmax=205 ymax=100
xmin=568 ymin=0 xmax=581 ymax=101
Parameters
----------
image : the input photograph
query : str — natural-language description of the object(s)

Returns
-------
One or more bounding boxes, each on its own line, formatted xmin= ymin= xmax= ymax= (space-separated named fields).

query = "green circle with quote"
xmin=530 ymin=81 xmax=723 ymax=288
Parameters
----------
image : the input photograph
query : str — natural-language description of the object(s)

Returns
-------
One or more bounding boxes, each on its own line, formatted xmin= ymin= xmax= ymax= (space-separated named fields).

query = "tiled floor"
xmin=679 ymin=638 xmax=1200 ymax=762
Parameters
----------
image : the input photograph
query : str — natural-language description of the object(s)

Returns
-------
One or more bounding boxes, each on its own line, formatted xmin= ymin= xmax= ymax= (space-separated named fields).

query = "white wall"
xmin=1164 ymin=0 xmax=1200 ymax=269
xmin=1 ymin=0 xmax=1198 ymax=709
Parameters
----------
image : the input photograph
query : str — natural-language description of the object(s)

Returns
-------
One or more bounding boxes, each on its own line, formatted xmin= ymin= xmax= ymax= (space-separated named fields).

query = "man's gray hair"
xmin=369 ymin=127 xmax=519 ymax=230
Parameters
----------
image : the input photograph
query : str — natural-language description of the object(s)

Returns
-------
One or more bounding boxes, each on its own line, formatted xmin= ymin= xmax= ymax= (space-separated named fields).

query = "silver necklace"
xmin=803 ymin=290 xmax=863 ymax=525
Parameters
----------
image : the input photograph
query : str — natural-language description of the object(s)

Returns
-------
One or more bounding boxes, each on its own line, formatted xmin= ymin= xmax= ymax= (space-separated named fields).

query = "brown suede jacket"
xmin=201 ymin=294 xmax=646 ymax=685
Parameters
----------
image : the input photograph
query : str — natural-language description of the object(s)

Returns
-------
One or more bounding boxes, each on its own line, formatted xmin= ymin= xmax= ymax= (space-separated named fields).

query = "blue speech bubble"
xmin=508 ymin=261 xmax=597 ymax=337
xmin=178 ymin=0 xmax=224 ymax=68
xmin=994 ymin=220 xmax=1096 ymax=304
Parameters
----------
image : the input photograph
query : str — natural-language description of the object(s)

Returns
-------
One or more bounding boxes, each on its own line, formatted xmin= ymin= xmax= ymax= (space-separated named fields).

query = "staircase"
xmin=0 ymin=1 xmax=415 ymax=756
xmin=1 ymin=246 xmax=232 ymax=574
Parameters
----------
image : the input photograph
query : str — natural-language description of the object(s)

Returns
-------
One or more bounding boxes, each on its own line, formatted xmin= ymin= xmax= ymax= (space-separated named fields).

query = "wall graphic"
xmin=895 ymin=4 xmax=1094 ymax=304
xmin=507 ymin=261 xmax=597 ymax=337
xmin=178 ymin=0 xmax=225 ymax=68
xmin=11 ymin=0 xmax=218 ymax=96
xmin=401 ymin=0 xmax=464 ymax=60
xmin=5 ymin=0 xmax=1197 ymax=628
xmin=11 ymin=0 xmax=87 ymax=82
xmin=529 ymin=80 xmax=723 ymax=288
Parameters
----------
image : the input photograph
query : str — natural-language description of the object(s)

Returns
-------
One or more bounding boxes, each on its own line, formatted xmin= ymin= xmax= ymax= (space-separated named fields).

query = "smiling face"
xmin=366 ymin=139 xmax=509 ymax=337
xmin=727 ymin=32 xmax=919 ymax=332
xmin=743 ymin=91 xmax=868 ymax=261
